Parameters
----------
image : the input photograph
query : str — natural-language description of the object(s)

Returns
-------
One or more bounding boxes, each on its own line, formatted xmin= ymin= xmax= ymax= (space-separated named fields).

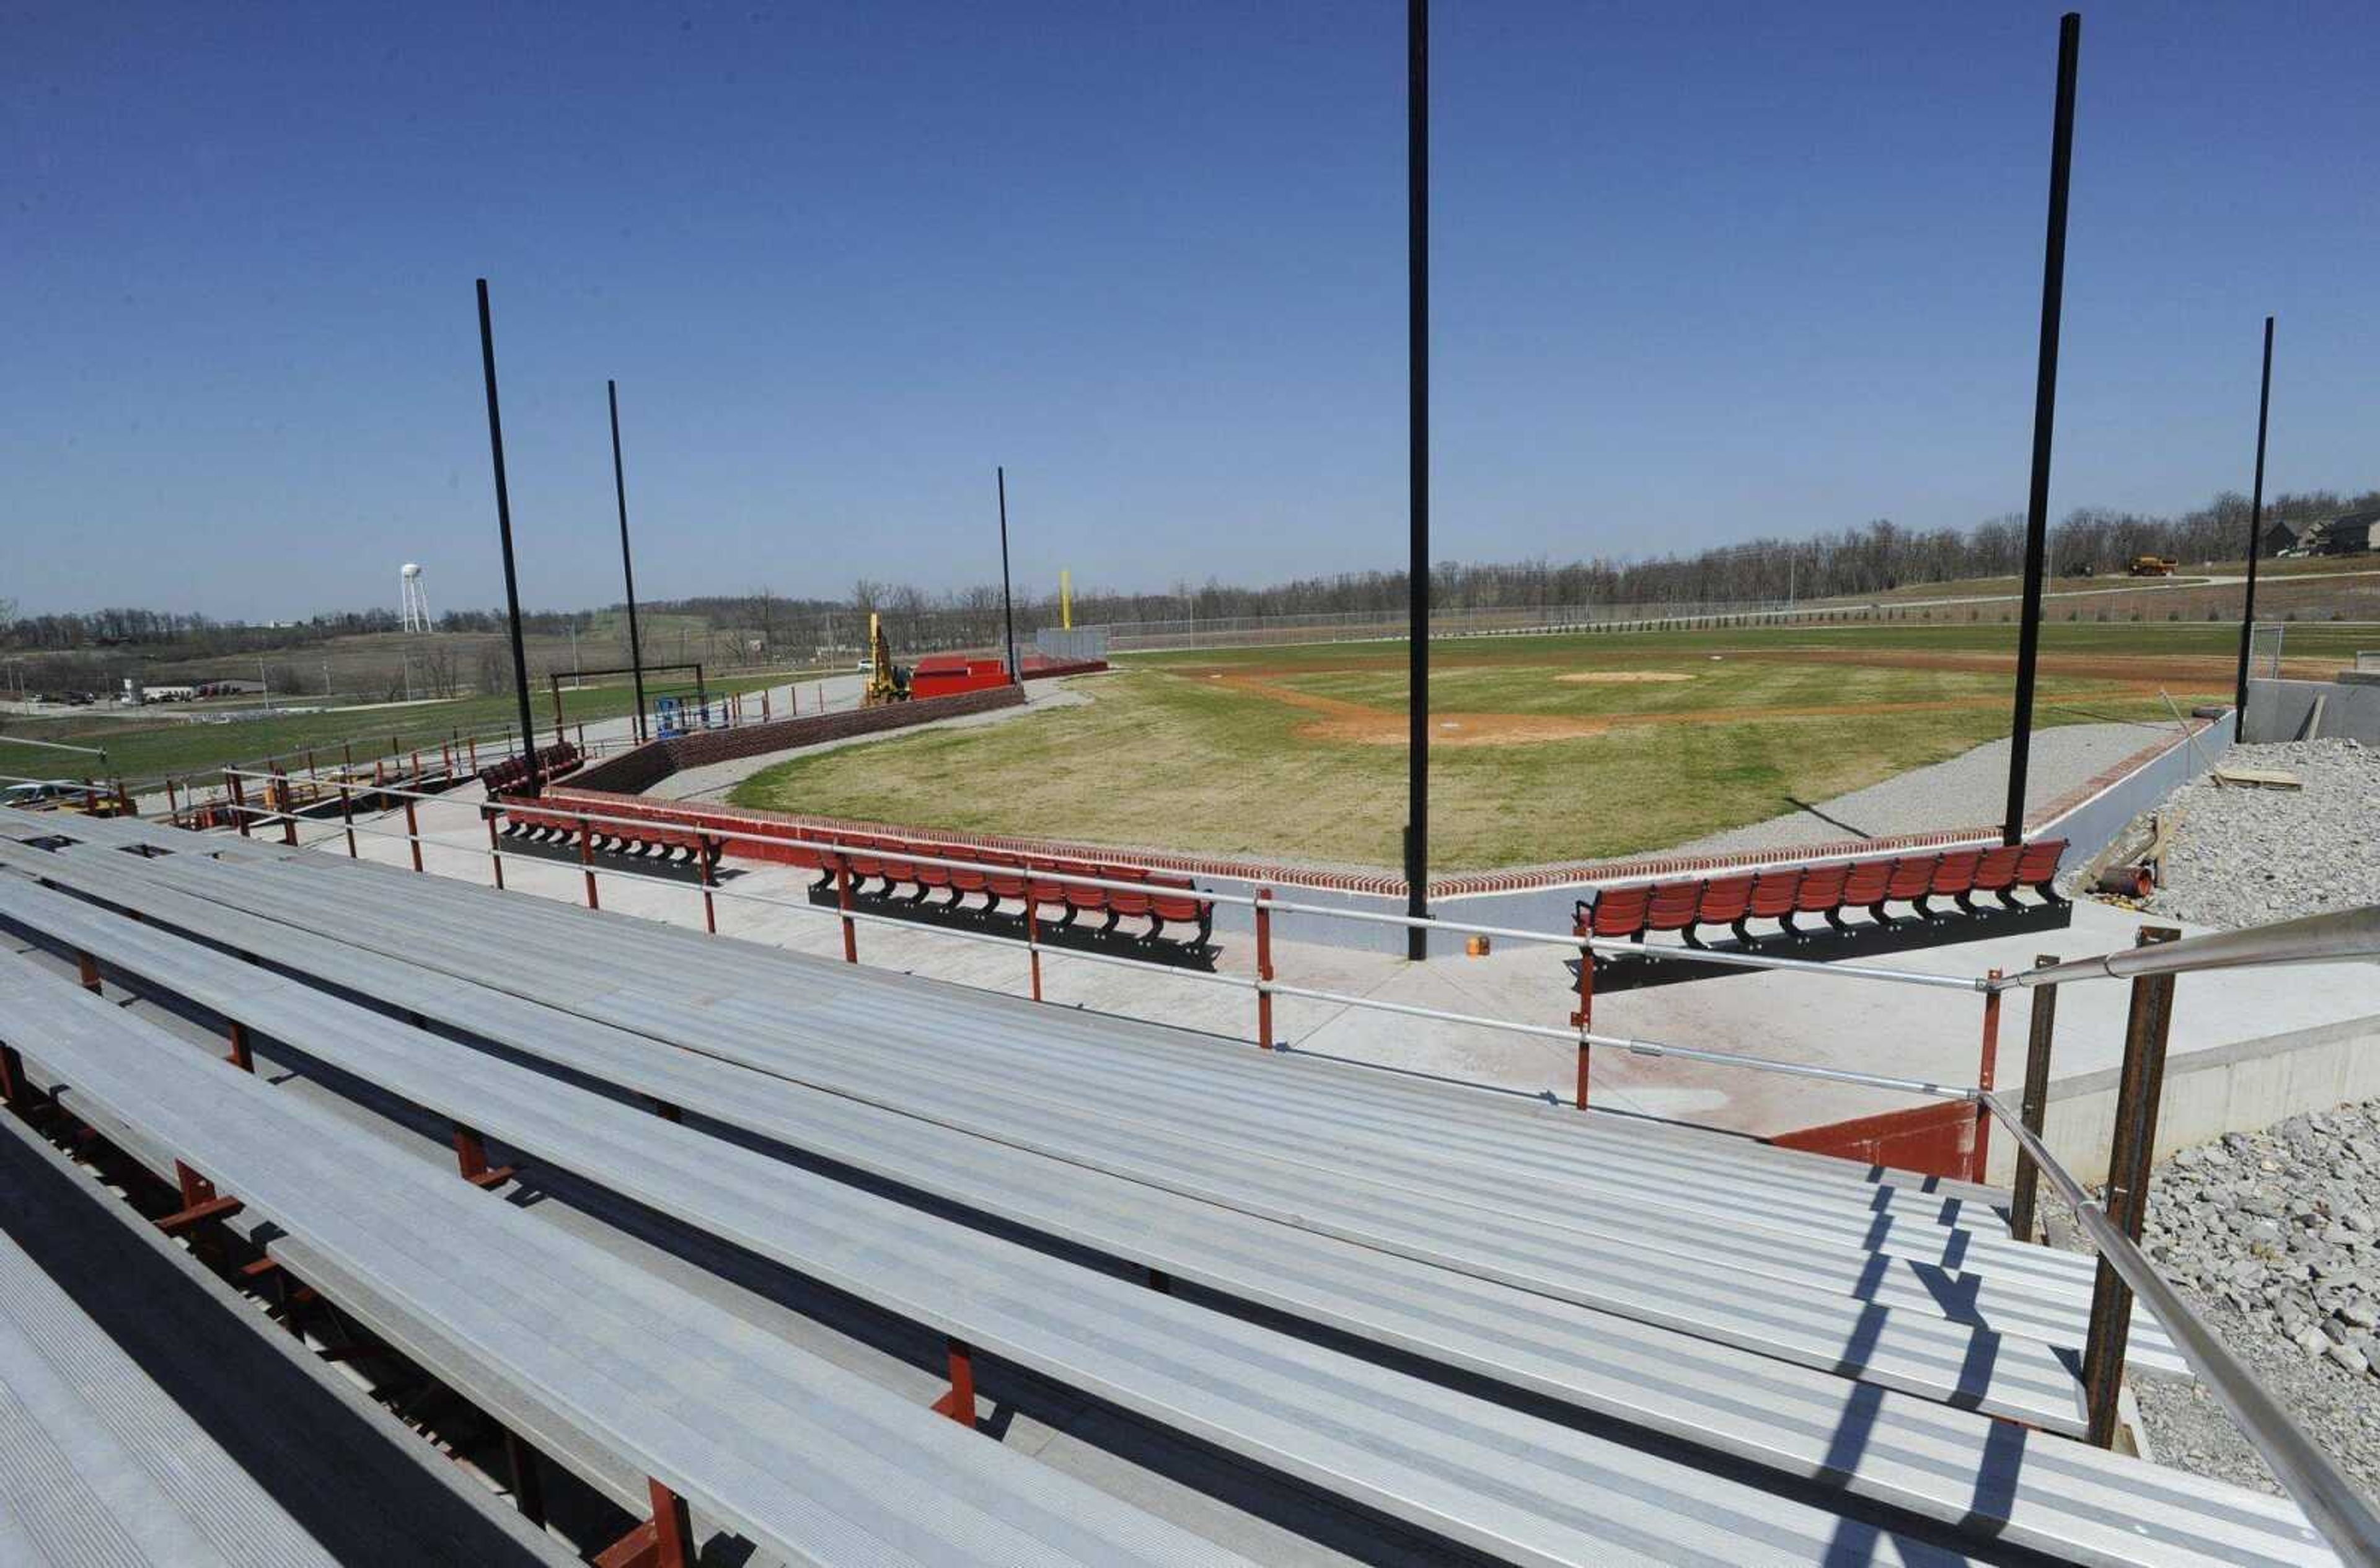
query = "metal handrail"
xmin=221 ymin=764 xmax=1986 ymax=990
xmin=1988 ymin=905 xmax=2380 ymax=991
xmin=190 ymin=782 xmax=1994 ymax=1103
xmin=1983 ymin=1093 xmax=2380 ymax=1566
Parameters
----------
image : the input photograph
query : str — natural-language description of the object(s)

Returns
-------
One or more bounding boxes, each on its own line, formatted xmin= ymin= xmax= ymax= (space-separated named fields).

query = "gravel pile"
xmin=2131 ymin=739 xmax=2380 ymax=928
xmin=2097 ymin=1098 xmax=2380 ymax=1502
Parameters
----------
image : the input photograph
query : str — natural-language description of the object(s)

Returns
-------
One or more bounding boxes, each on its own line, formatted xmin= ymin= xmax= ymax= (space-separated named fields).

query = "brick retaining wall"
xmin=565 ymin=684 xmax=1026 ymax=796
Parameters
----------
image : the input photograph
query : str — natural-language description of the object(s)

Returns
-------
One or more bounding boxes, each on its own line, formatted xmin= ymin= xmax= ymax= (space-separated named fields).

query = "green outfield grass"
xmin=0 ymin=668 xmax=814 ymax=788
xmin=728 ymin=620 xmax=2290 ymax=872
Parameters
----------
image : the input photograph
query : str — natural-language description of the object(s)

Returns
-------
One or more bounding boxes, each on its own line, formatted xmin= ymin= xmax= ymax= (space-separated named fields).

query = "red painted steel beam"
xmin=929 ymin=1337 xmax=976 ymax=1425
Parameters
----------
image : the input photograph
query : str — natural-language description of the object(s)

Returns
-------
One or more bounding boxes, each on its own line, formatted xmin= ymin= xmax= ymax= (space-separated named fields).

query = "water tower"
xmin=399 ymin=563 xmax=432 ymax=633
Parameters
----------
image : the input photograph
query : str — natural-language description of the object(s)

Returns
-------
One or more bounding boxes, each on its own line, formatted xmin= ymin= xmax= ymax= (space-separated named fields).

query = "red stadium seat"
xmin=2014 ymin=839 xmax=2067 ymax=902
xmin=1840 ymin=857 xmax=1892 ymax=920
xmin=1875 ymin=854 xmax=1938 ymax=917
xmin=1791 ymin=862 xmax=1851 ymax=932
xmin=1742 ymin=868 xmax=1802 ymax=941
xmin=982 ymin=854 xmax=1030 ymax=915
xmin=1586 ymin=886 xmax=1652 ymax=941
xmin=1919 ymin=849 xmax=1983 ymax=917
xmin=1967 ymin=845 xmax=2025 ymax=911
xmin=1147 ymin=876 xmax=1212 ymax=945
xmin=1691 ymin=875 xmax=1755 ymax=947
xmin=1646 ymin=881 xmax=1702 ymax=937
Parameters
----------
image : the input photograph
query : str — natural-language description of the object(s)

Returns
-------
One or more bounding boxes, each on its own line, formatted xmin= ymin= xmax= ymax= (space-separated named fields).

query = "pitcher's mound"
xmin=1554 ymin=671 xmax=1694 ymax=685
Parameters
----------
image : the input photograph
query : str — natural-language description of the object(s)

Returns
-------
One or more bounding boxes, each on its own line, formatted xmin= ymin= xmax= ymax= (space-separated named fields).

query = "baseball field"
xmin=729 ymin=620 xmax=2369 ymax=872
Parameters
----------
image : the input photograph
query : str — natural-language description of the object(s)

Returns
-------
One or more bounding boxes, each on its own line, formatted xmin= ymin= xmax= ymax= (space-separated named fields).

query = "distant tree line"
xmin=8 ymin=483 xmax=2372 ymax=666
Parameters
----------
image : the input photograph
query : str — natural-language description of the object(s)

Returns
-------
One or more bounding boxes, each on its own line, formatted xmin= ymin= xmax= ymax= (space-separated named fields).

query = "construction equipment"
xmin=863 ymin=613 xmax=910 ymax=706
xmin=2128 ymin=555 xmax=2179 ymax=576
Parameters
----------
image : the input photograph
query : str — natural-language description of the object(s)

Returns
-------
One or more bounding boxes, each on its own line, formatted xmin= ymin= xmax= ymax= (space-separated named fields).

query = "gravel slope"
xmin=2137 ymin=739 xmax=2380 ymax=927
xmin=2069 ymin=1101 xmax=2380 ymax=1509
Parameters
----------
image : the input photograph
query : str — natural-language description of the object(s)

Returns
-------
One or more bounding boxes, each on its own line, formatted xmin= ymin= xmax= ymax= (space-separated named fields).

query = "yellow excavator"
xmin=862 ymin=613 xmax=910 ymax=706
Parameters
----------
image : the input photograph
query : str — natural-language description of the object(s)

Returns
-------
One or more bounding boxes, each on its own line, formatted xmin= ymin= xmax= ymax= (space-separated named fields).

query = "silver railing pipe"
xmin=1987 ymin=904 xmax=2380 ymax=991
xmin=1983 ymin=1092 xmax=2380 ymax=1566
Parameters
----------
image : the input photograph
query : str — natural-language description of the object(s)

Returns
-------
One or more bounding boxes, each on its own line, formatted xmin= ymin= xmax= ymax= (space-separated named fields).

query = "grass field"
xmin=729 ymin=621 xmax=2366 ymax=872
xmin=0 ymin=666 xmax=811 ymax=788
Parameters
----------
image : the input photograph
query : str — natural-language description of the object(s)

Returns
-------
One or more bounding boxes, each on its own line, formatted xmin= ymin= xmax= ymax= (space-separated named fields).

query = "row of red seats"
xmin=477 ymin=741 xmax=581 ymax=796
xmin=1577 ymin=839 xmax=2067 ymax=949
xmin=498 ymin=793 xmax=1215 ymax=946
xmin=501 ymin=793 xmax=711 ymax=863
xmin=811 ymin=834 xmax=1213 ymax=946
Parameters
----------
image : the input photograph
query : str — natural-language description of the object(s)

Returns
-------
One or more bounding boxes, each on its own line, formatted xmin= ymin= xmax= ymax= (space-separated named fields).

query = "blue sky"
xmin=4 ymin=1 xmax=2373 ymax=620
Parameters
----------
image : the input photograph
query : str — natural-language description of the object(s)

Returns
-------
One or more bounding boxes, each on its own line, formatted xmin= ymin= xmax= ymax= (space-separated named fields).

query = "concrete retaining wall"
xmin=1998 ymin=1014 xmax=2380 ymax=1187
xmin=2242 ymin=676 xmax=2380 ymax=744
xmin=2026 ymin=710 xmax=2234 ymax=875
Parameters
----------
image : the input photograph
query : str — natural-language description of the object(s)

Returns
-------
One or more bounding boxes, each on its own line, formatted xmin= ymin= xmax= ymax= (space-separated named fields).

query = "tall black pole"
xmin=2232 ymin=316 xmax=2275 ymax=720
xmin=1403 ymin=0 xmax=1430 ymax=959
xmin=609 ymin=379 xmax=648 ymax=742
xmin=477 ymin=279 xmax=543 ymax=796
xmin=997 ymin=466 xmax=1020 ymax=681
xmin=2001 ymin=12 xmax=2081 ymax=848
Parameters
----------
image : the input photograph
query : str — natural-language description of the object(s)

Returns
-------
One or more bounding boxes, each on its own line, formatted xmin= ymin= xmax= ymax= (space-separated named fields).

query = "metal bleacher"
xmin=0 ymin=946 xmax=1248 ymax=1567
xmin=0 ymin=806 xmax=2345 ymax=1566
xmin=0 ymin=1217 xmax=340 ymax=1568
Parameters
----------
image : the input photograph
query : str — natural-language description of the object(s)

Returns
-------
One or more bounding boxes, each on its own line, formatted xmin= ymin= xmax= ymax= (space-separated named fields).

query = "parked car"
xmin=1 ymin=781 xmax=80 ymax=810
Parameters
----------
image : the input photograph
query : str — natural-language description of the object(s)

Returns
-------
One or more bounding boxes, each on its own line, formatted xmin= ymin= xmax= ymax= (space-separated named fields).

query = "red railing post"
xmin=644 ymin=1479 xmax=695 ymax=1568
xmin=164 ymin=776 xmax=179 ymax=822
xmin=226 ymin=1022 xmax=253 ymax=1073
xmin=76 ymin=949 xmax=102 ymax=993
xmin=403 ymin=795 xmax=424 ymax=873
xmin=226 ymin=769 xmax=250 ymax=836
xmin=1572 ymin=941 xmax=1595 ymax=1110
xmin=699 ymin=835 xmax=718 ymax=935
xmin=1254 ymin=887 xmax=1276 ymax=1049
xmin=339 ymin=783 xmax=358 ymax=858
xmin=1026 ymin=899 xmax=1044 ymax=1002
xmin=484 ymin=806 xmax=505 ymax=889
xmin=834 ymin=854 xmax=857 ymax=962
xmin=273 ymin=767 xmax=297 ymax=845
xmin=931 ymin=1337 xmax=976 ymax=1426
xmin=466 ymin=735 xmax=478 ymax=772
xmin=1973 ymin=967 xmax=2004 ymax=1184
xmin=578 ymin=816 xmax=599 ymax=909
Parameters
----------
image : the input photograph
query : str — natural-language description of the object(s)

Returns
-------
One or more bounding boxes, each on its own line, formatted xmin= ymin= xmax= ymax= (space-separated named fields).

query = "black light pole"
xmin=609 ymin=379 xmax=649 ymax=742
xmin=477 ymin=279 xmax=544 ymax=796
xmin=2001 ymin=12 xmax=2081 ymax=848
xmin=2232 ymin=316 xmax=2275 ymax=720
xmin=997 ymin=466 xmax=1020 ymax=682
xmin=1403 ymin=0 xmax=1430 ymax=960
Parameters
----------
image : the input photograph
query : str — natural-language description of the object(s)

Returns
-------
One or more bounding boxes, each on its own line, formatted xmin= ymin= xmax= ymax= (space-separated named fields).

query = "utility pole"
xmin=2001 ymin=12 xmax=2081 ymax=848
xmin=2232 ymin=316 xmax=2276 ymax=720
xmin=477 ymin=279 xmax=543 ymax=795
xmin=609 ymin=379 xmax=648 ymax=741
xmin=1403 ymin=0 xmax=1431 ymax=959
xmin=997 ymin=467 xmax=1020 ymax=680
